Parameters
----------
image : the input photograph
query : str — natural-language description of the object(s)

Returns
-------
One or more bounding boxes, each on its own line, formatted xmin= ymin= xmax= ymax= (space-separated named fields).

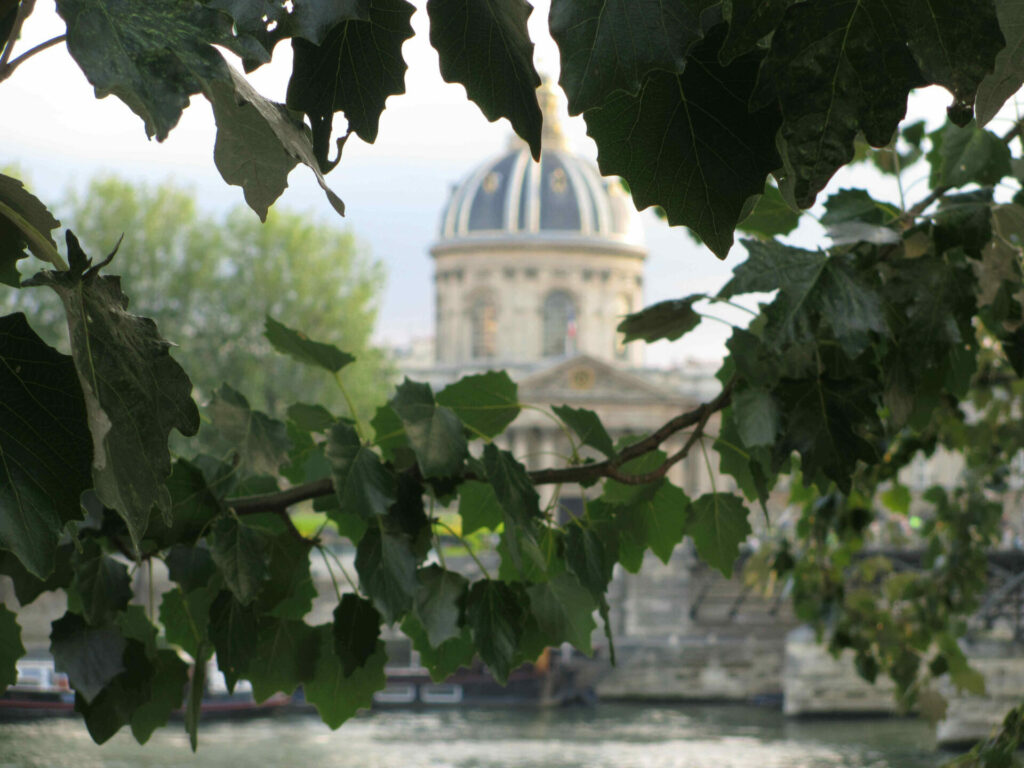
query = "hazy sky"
xmin=3 ymin=0 xmax=966 ymax=366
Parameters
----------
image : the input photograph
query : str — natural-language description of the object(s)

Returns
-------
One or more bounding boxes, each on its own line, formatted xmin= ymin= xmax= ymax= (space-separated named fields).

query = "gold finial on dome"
xmin=538 ymin=77 xmax=569 ymax=151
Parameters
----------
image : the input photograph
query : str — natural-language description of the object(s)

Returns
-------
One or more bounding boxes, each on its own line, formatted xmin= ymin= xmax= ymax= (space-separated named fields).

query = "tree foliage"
xmin=2 ymin=0 xmax=1024 ymax=763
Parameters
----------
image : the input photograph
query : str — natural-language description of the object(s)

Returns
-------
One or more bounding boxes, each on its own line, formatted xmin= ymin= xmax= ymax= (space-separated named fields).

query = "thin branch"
xmin=0 ymin=33 xmax=64 ymax=83
xmin=230 ymin=476 xmax=333 ymax=514
xmin=0 ymin=0 xmax=36 ymax=71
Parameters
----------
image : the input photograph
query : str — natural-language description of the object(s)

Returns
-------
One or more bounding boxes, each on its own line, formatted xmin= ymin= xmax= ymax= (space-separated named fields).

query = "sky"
xmin=2 ymin=0 xmax=970 ymax=367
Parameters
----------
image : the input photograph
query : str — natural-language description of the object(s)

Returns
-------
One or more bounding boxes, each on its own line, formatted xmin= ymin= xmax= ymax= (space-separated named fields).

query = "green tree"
xmin=2 ymin=176 xmax=389 ymax=418
xmin=1 ymin=1 xmax=1024 ymax=764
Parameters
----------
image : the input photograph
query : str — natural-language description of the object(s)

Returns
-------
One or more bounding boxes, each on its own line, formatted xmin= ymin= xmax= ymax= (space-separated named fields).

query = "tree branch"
xmin=0 ymin=0 xmax=36 ymax=72
xmin=226 ymin=381 xmax=735 ymax=514
xmin=0 ymin=33 xmax=65 ymax=83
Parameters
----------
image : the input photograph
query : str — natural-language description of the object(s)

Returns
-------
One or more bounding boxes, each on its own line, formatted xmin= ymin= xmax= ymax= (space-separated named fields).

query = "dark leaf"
xmin=326 ymin=420 xmax=397 ymax=519
xmin=584 ymin=25 xmax=781 ymax=257
xmin=130 ymin=650 xmax=187 ymax=744
xmin=159 ymin=587 xmax=212 ymax=659
xmin=208 ymin=590 xmax=259 ymax=692
xmin=437 ymin=371 xmax=520 ymax=439
xmin=390 ymin=379 xmax=467 ymax=477
xmin=552 ymin=405 xmax=615 ymax=459
xmin=732 ymin=387 xmax=780 ymax=448
xmin=619 ymin=481 xmax=690 ymax=564
xmin=482 ymin=443 xmax=540 ymax=525
xmin=70 ymin=542 xmax=132 ymax=626
xmin=333 ymin=593 xmax=382 ymax=676
xmin=145 ymin=460 xmax=222 ymax=549
xmin=401 ymin=614 xmax=475 ymax=681
xmin=465 ymin=580 xmax=528 ymax=684
xmin=975 ymin=0 xmax=1024 ymax=126
xmin=821 ymin=188 xmax=899 ymax=227
xmin=0 ymin=605 xmax=24 ymax=690
xmin=210 ymin=516 xmax=269 ymax=605
xmin=291 ymin=0 xmax=370 ymax=43
xmin=427 ymin=0 xmax=541 ymax=157
xmin=719 ymin=0 xmax=795 ymax=63
xmin=185 ymin=645 xmax=207 ymax=751
xmin=74 ymin=639 xmax=153 ymax=745
xmin=354 ymin=524 xmax=418 ymax=622
xmin=0 ymin=174 xmax=61 ymax=283
xmin=50 ymin=613 xmax=126 ymax=703
xmin=165 ymin=544 xmax=216 ymax=594
xmin=0 ymin=313 xmax=90 ymax=577
xmin=458 ymin=480 xmax=504 ymax=534
xmin=287 ymin=402 xmax=337 ymax=433
xmin=264 ymin=315 xmax=354 ymax=372
xmin=714 ymin=408 xmax=774 ymax=503
xmin=247 ymin=618 xmax=318 ymax=701
xmin=927 ymin=121 xmax=1012 ymax=189
xmin=737 ymin=183 xmax=802 ymax=238
xmin=206 ymin=384 xmax=290 ymax=477
xmin=413 ymin=565 xmax=468 ymax=647
xmin=617 ymin=295 xmax=703 ymax=344
xmin=526 ymin=571 xmax=597 ymax=654
xmin=304 ymin=627 xmax=385 ymax=729
xmin=370 ymin=403 xmax=415 ymax=468
xmin=688 ymin=492 xmax=751 ymax=576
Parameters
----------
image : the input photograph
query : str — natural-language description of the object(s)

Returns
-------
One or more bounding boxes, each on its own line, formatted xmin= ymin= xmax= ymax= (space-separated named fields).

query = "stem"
xmin=334 ymin=371 xmax=366 ymax=441
xmin=0 ymin=33 xmax=64 ymax=83
xmin=523 ymin=404 xmax=579 ymax=463
xmin=697 ymin=311 xmax=739 ymax=329
xmin=317 ymin=546 xmax=343 ymax=602
xmin=704 ymin=295 xmax=759 ymax=317
xmin=435 ymin=519 xmax=491 ymax=579
xmin=0 ymin=199 xmax=68 ymax=270
xmin=0 ymin=0 xmax=34 ymax=70
xmin=323 ymin=544 xmax=359 ymax=593
xmin=700 ymin=436 xmax=718 ymax=495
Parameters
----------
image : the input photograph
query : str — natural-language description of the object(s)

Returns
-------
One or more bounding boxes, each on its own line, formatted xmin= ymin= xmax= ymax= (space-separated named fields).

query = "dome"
xmin=434 ymin=86 xmax=645 ymax=255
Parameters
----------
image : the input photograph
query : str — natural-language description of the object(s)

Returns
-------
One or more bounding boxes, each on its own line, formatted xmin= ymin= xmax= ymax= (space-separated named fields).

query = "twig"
xmin=0 ymin=33 xmax=64 ymax=83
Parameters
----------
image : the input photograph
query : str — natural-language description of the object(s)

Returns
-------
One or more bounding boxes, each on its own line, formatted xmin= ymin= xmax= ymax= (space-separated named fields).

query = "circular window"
xmin=569 ymin=366 xmax=595 ymax=390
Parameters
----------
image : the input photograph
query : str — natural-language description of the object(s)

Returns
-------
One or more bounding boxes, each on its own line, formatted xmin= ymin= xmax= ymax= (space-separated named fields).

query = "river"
xmin=0 ymin=704 xmax=948 ymax=768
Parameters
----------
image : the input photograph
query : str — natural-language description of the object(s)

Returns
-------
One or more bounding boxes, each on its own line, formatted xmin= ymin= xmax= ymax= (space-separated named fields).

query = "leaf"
xmin=304 ymin=628 xmax=386 ymax=729
xmin=264 ymin=315 xmax=354 ymax=372
xmin=55 ymin=0 xmax=232 ymax=140
xmin=291 ymin=0 xmax=370 ymax=43
xmin=246 ymin=618 xmax=318 ymax=701
xmin=821 ymin=188 xmax=900 ymax=227
xmin=551 ymin=405 xmax=615 ymax=459
xmin=333 ymin=593 xmax=381 ymax=676
xmin=130 ymin=650 xmax=187 ymax=744
xmin=465 ymin=580 xmax=528 ymax=684
xmin=975 ymin=0 xmax=1024 ymax=126
xmin=70 ymin=542 xmax=132 ymax=626
xmin=620 ymin=481 xmax=690 ymax=564
xmin=565 ymin=523 xmax=614 ymax=603
xmin=159 ymin=587 xmax=211 ymax=659
xmin=400 ymin=615 xmax=475 ymax=682
xmin=326 ymin=420 xmax=397 ymax=519
xmin=737 ymin=183 xmax=802 ymax=238
xmin=527 ymin=571 xmax=597 ymax=654
xmin=413 ymin=565 xmax=468 ymax=647
xmin=616 ymin=295 xmax=703 ymax=344
xmin=208 ymin=591 xmax=259 ymax=692
xmin=50 ymin=612 xmax=126 ymax=703
xmin=287 ymin=0 xmax=415 ymax=155
xmin=165 ymin=545 xmax=216 ymax=594
xmin=584 ymin=25 xmax=781 ymax=258
xmin=287 ymin=402 xmax=337 ymax=433
xmin=436 ymin=371 xmax=520 ymax=439
xmin=145 ymin=460 xmax=222 ymax=549
xmin=714 ymin=408 xmax=774 ymax=503
xmin=185 ymin=645 xmax=207 ymax=751
xmin=370 ymin=404 xmax=415 ymax=468
xmin=0 ymin=605 xmax=25 ymax=690
xmin=927 ymin=121 xmax=1012 ymax=189
xmin=354 ymin=524 xmax=418 ymax=622
xmin=0 ymin=174 xmax=61 ymax=283
xmin=755 ymin=0 xmax=922 ymax=207
xmin=390 ymin=379 xmax=467 ymax=477
xmin=207 ymin=384 xmax=290 ymax=476
xmin=719 ymin=0 xmax=794 ymax=64
xmin=688 ymin=493 xmax=751 ymax=576
xmin=0 ymin=545 xmax=74 ymax=606
xmin=457 ymin=480 xmax=504 ymax=534
xmin=482 ymin=443 xmax=540 ymax=525
xmin=732 ymin=387 xmax=780 ymax=448
xmin=210 ymin=516 xmax=269 ymax=605
xmin=0 ymin=313 xmax=91 ymax=578
xmin=74 ymin=638 xmax=153 ymax=745
xmin=550 ymin=0 xmax=716 ymax=114
xmin=427 ymin=0 xmax=541 ymax=157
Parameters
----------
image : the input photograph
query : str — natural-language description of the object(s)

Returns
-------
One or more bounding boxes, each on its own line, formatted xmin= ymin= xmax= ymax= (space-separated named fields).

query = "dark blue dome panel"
xmin=539 ymin=154 xmax=581 ymax=231
xmin=467 ymin=152 xmax=517 ymax=231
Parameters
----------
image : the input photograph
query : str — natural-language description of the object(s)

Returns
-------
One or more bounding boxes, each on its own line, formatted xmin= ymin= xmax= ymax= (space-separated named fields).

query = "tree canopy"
xmin=2 ymin=0 xmax=1024 ymax=764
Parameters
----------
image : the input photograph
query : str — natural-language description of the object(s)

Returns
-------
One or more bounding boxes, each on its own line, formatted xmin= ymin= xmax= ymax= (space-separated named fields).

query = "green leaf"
xmin=465 ymin=580 xmax=528 ymax=684
xmin=210 ymin=516 xmax=269 ymax=606
xmin=881 ymin=484 xmax=912 ymax=515
xmin=287 ymin=0 xmax=415 ymax=155
xmin=737 ymin=183 xmax=802 ymax=238
xmin=551 ymin=405 xmax=615 ymax=459
xmin=550 ymin=0 xmax=715 ymax=114
xmin=975 ymin=0 xmax=1024 ymax=126
xmin=71 ymin=542 xmax=132 ymax=626
xmin=287 ymin=402 xmax=337 ymax=433
xmin=400 ymin=615 xmax=475 ymax=682
xmin=291 ymin=0 xmax=370 ymax=43
xmin=584 ymin=26 xmax=781 ymax=258
xmin=333 ymin=593 xmax=382 ymax=676
xmin=326 ymin=420 xmax=397 ymax=519
xmin=159 ymin=587 xmax=211 ymax=659
xmin=0 ymin=605 xmax=25 ymax=690
xmin=719 ymin=0 xmax=795 ymax=64
xmin=55 ymin=0 xmax=232 ymax=140
xmin=208 ymin=590 xmax=259 ymax=693
xmin=621 ymin=481 xmax=690 ymax=564
xmin=732 ymin=387 xmax=780 ymax=448
xmin=185 ymin=646 xmax=207 ymax=751
xmin=821 ymin=188 xmax=900 ymax=227
xmin=755 ymin=0 xmax=922 ymax=207
xmin=527 ymin=571 xmax=597 ymax=654
xmin=354 ymin=524 xmax=419 ymax=622
xmin=247 ymin=618 xmax=318 ymax=701
xmin=25 ymin=233 xmax=200 ymax=552
xmin=413 ymin=565 xmax=468 ymax=647
xmin=457 ymin=480 xmax=504 ymax=534
xmin=927 ymin=121 xmax=1012 ymax=189
xmin=264 ymin=315 xmax=354 ymax=372
xmin=304 ymin=628 xmax=386 ymax=729
xmin=0 ymin=174 xmax=61 ymax=283
xmin=437 ymin=371 xmax=520 ymax=439
xmin=165 ymin=544 xmax=216 ymax=594
xmin=565 ymin=523 xmax=614 ymax=603
xmin=427 ymin=0 xmax=541 ymax=157
xmin=145 ymin=460 xmax=222 ymax=549
xmin=370 ymin=404 xmax=415 ymax=468
xmin=390 ymin=379 xmax=467 ymax=477
xmin=74 ymin=639 xmax=153 ymax=745
xmin=130 ymin=650 xmax=187 ymax=744
xmin=688 ymin=493 xmax=751 ymax=576
xmin=206 ymin=384 xmax=290 ymax=477
xmin=0 ymin=545 xmax=74 ymax=606
xmin=50 ymin=612 xmax=126 ymax=703
xmin=0 ymin=313 xmax=91 ymax=578
xmin=616 ymin=295 xmax=702 ymax=344
xmin=714 ymin=408 xmax=774 ymax=503
xmin=482 ymin=443 xmax=540 ymax=524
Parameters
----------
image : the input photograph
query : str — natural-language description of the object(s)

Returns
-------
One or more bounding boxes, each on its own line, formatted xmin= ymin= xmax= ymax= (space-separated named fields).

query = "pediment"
xmin=517 ymin=354 xmax=687 ymax=405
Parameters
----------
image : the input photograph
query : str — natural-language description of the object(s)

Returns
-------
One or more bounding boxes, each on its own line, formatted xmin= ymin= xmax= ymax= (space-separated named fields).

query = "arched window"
xmin=614 ymin=294 xmax=632 ymax=360
xmin=470 ymin=295 xmax=497 ymax=359
xmin=542 ymin=291 xmax=576 ymax=357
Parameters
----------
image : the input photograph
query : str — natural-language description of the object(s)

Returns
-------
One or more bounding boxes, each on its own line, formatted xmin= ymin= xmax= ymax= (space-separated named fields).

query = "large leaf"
xmin=25 ymin=234 xmax=200 ymax=552
xmin=246 ymin=618 xmax=318 ymax=701
xmin=73 ymin=639 xmax=153 ymax=745
xmin=527 ymin=571 xmax=597 ymax=654
xmin=50 ymin=613 xmax=126 ymax=703
xmin=552 ymin=405 xmax=615 ymax=459
xmin=427 ymin=0 xmax=541 ymax=157
xmin=210 ymin=516 xmax=269 ymax=606
xmin=732 ymin=387 xmax=780 ymax=448
xmin=264 ymin=315 xmax=354 ymax=372
xmin=0 ymin=174 xmax=61 ymax=283
xmin=618 ymin=481 xmax=689 ymax=564
xmin=616 ymin=296 xmax=702 ymax=344
xmin=291 ymin=0 xmax=370 ymax=43
xmin=737 ymin=183 xmax=802 ymax=238
xmin=482 ymin=443 xmax=540 ymax=525
xmin=584 ymin=25 xmax=781 ymax=258
xmin=304 ymin=628 xmax=386 ymax=729
xmin=326 ymin=421 xmax=397 ymax=519
xmin=755 ymin=0 xmax=922 ymax=207
xmin=70 ymin=542 xmax=132 ymax=626
xmin=464 ymin=580 xmax=528 ymax=684
xmin=413 ymin=565 xmax=468 ymax=647
xmin=208 ymin=591 xmax=259 ymax=692
xmin=436 ymin=371 xmax=520 ymax=439
xmin=400 ymin=615 xmax=475 ymax=682
xmin=332 ymin=593 xmax=381 ymax=676
xmin=688 ymin=493 xmax=750 ymax=577
xmin=130 ymin=650 xmax=187 ymax=744
xmin=354 ymin=524 xmax=419 ymax=622
xmin=287 ymin=0 xmax=415 ymax=157
xmin=0 ymin=605 xmax=24 ymax=690
xmin=205 ymin=66 xmax=345 ymax=220
xmin=975 ymin=0 xmax=1024 ymax=126
xmin=0 ymin=313 xmax=91 ymax=578
xmin=390 ymin=379 xmax=467 ymax=477
xmin=550 ymin=0 xmax=715 ymax=114
xmin=56 ymin=0 xmax=232 ymax=140
xmin=159 ymin=587 xmax=212 ymax=660
xmin=927 ymin=121 xmax=1012 ymax=189
xmin=719 ymin=0 xmax=795 ymax=64
xmin=457 ymin=480 xmax=504 ymax=534
xmin=145 ymin=460 xmax=223 ymax=550
xmin=206 ymin=384 xmax=289 ymax=477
